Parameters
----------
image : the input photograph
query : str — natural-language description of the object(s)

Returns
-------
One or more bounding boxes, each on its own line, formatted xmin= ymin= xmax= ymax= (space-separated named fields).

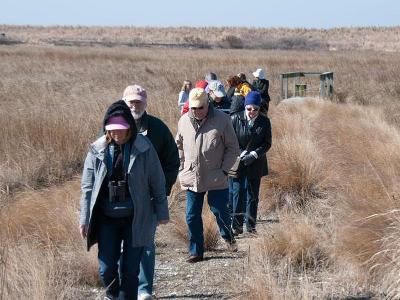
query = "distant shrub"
xmin=0 ymin=34 xmax=24 ymax=45
xmin=182 ymin=35 xmax=210 ymax=49
xmin=259 ymin=37 xmax=328 ymax=50
xmin=218 ymin=35 xmax=243 ymax=49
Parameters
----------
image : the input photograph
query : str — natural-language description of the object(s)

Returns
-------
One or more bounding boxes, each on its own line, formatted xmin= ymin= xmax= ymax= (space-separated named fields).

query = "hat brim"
xmin=123 ymin=95 xmax=146 ymax=102
xmin=105 ymin=124 xmax=130 ymax=130
xmin=189 ymin=100 xmax=207 ymax=108
xmin=212 ymin=90 xmax=226 ymax=98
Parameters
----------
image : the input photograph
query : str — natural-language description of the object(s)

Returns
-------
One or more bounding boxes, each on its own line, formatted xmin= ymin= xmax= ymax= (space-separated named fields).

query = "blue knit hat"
xmin=244 ymin=91 xmax=261 ymax=107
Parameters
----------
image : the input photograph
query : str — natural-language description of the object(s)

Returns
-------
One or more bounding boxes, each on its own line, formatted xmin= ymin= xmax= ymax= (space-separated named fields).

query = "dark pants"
xmin=228 ymin=177 xmax=234 ymax=218
xmin=186 ymin=188 xmax=233 ymax=257
xmin=231 ymin=176 xmax=261 ymax=231
xmin=97 ymin=216 xmax=144 ymax=300
xmin=138 ymin=217 xmax=157 ymax=296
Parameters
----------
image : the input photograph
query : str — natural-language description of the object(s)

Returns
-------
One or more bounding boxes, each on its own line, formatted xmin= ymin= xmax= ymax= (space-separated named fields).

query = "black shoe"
xmin=232 ymin=227 xmax=243 ymax=236
xmin=221 ymin=238 xmax=238 ymax=252
xmin=246 ymin=228 xmax=257 ymax=236
xmin=186 ymin=255 xmax=203 ymax=263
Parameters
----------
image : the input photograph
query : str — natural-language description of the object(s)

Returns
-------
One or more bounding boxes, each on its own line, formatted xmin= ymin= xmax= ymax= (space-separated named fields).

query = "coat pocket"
xmin=178 ymin=162 xmax=195 ymax=187
xmin=206 ymin=168 xmax=227 ymax=190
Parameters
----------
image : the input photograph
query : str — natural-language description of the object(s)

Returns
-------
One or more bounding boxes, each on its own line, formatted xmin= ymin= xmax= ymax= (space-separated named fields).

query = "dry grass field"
xmin=1 ymin=26 xmax=400 ymax=299
xmin=2 ymin=25 xmax=400 ymax=52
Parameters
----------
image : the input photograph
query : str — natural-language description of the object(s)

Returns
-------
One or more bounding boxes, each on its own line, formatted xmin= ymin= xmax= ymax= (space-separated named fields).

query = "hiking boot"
xmin=186 ymin=255 xmax=203 ymax=263
xmin=138 ymin=293 xmax=153 ymax=300
xmin=246 ymin=228 xmax=257 ymax=237
xmin=223 ymin=239 xmax=238 ymax=252
xmin=232 ymin=227 xmax=243 ymax=236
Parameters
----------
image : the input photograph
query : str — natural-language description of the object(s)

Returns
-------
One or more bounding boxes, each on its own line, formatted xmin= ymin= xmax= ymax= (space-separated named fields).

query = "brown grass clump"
xmin=239 ymin=215 xmax=328 ymax=300
xmin=249 ymin=99 xmax=400 ymax=298
xmin=0 ymin=180 xmax=99 ymax=298
xmin=267 ymin=100 xmax=333 ymax=208
xmin=255 ymin=216 xmax=328 ymax=270
xmin=374 ymin=213 xmax=400 ymax=299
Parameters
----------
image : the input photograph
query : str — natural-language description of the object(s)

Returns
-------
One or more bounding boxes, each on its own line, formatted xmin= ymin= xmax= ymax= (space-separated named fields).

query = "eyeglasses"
xmin=246 ymin=107 xmax=259 ymax=112
xmin=191 ymin=106 xmax=204 ymax=110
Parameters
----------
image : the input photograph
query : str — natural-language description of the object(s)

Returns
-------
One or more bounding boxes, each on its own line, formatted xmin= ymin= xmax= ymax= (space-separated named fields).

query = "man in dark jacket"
xmin=230 ymin=91 xmax=272 ymax=235
xmin=207 ymin=80 xmax=231 ymax=114
xmin=123 ymin=84 xmax=180 ymax=300
xmin=251 ymin=68 xmax=270 ymax=114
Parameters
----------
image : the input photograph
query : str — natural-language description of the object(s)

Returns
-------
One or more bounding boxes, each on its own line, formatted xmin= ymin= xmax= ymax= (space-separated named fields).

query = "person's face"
xmin=184 ymin=81 xmax=192 ymax=91
xmin=190 ymin=102 xmax=209 ymax=120
xmin=210 ymin=91 xmax=222 ymax=102
xmin=109 ymin=129 xmax=129 ymax=145
xmin=125 ymin=99 xmax=146 ymax=120
xmin=245 ymin=105 xmax=260 ymax=119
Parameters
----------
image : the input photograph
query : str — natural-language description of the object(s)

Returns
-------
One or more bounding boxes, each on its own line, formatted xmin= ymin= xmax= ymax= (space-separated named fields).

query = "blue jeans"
xmin=228 ymin=177 xmax=234 ymax=218
xmin=97 ymin=216 xmax=144 ymax=300
xmin=186 ymin=188 xmax=233 ymax=257
xmin=231 ymin=176 xmax=261 ymax=231
xmin=138 ymin=216 xmax=157 ymax=296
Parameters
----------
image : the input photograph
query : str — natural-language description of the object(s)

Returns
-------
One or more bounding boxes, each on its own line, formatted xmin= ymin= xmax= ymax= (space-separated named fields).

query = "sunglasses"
xmin=191 ymin=106 xmax=204 ymax=110
xmin=246 ymin=107 xmax=259 ymax=112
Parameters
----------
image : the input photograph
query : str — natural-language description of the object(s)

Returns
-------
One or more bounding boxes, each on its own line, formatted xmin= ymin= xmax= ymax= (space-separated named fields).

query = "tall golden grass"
xmin=239 ymin=100 xmax=400 ymax=298
xmin=0 ymin=181 xmax=98 ymax=298
xmin=2 ymin=45 xmax=400 ymax=193
xmin=1 ymin=31 xmax=400 ymax=298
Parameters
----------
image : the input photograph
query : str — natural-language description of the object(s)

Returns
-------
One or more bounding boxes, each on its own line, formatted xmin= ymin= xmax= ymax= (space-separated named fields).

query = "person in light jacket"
xmin=230 ymin=91 xmax=272 ymax=236
xmin=176 ymin=87 xmax=240 ymax=263
xmin=79 ymin=100 xmax=169 ymax=300
xmin=178 ymin=80 xmax=192 ymax=111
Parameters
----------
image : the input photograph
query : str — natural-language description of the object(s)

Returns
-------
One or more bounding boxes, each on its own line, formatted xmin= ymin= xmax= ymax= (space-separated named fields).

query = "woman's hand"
xmin=157 ymin=219 xmax=169 ymax=225
xmin=80 ymin=224 xmax=88 ymax=239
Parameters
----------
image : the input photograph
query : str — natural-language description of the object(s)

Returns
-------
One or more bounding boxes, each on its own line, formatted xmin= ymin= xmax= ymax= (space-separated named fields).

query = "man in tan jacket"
xmin=176 ymin=87 xmax=240 ymax=263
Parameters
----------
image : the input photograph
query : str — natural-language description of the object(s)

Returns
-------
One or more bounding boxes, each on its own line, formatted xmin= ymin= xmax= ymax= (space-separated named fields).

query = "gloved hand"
xmin=240 ymin=150 xmax=248 ymax=158
xmin=241 ymin=153 xmax=257 ymax=166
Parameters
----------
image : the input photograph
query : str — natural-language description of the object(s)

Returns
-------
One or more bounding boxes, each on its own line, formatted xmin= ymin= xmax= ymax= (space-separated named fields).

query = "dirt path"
xmin=148 ymin=213 xmax=278 ymax=300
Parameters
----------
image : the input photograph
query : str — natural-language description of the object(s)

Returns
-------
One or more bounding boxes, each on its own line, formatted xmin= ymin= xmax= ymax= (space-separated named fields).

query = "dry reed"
xmin=1 ymin=29 xmax=400 ymax=298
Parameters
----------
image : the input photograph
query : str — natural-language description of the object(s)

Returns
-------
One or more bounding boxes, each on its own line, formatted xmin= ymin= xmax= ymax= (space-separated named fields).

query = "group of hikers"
xmin=79 ymin=68 xmax=272 ymax=300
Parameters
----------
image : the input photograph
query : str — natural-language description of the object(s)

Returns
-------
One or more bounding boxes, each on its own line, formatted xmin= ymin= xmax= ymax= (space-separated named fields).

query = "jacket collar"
xmin=238 ymin=110 xmax=247 ymax=121
xmin=90 ymin=135 xmax=108 ymax=160
xmin=189 ymin=104 xmax=215 ymax=130
xmin=135 ymin=111 xmax=149 ymax=134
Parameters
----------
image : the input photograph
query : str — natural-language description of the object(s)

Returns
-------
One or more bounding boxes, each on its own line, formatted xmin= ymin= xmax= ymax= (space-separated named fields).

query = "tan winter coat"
xmin=176 ymin=107 xmax=240 ymax=193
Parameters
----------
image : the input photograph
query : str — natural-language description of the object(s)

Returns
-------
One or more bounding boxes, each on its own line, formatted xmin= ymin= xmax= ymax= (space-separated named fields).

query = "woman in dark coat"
xmin=230 ymin=91 xmax=272 ymax=235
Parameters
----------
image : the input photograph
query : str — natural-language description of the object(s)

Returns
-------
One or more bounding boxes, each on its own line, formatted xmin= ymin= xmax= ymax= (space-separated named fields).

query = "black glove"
xmin=241 ymin=153 xmax=256 ymax=166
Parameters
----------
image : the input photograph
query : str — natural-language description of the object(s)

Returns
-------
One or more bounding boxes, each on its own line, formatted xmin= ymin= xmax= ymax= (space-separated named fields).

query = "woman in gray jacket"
xmin=79 ymin=100 xmax=169 ymax=300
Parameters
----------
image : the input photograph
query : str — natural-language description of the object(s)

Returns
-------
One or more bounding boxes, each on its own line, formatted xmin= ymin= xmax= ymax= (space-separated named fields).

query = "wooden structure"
xmin=280 ymin=72 xmax=333 ymax=100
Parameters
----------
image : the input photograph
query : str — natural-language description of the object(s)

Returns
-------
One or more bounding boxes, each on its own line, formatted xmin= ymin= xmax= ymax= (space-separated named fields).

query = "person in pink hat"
xmin=79 ymin=100 xmax=169 ymax=300
xmin=122 ymin=84 xmax=179 ymax=300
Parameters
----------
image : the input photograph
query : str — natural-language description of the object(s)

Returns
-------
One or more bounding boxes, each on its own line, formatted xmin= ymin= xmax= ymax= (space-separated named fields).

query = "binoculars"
xmin=108 ymin=180 xmax=126 ymax=203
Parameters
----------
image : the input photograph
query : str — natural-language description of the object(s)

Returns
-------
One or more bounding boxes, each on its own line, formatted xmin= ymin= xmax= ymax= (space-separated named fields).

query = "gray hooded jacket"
xmin=80 ymin=134 xmax=168 ymax=251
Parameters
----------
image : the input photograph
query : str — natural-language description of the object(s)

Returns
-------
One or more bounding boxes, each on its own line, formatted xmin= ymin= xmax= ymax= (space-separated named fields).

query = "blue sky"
xmin=1 ymin=0 xmax=399 ymax=28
